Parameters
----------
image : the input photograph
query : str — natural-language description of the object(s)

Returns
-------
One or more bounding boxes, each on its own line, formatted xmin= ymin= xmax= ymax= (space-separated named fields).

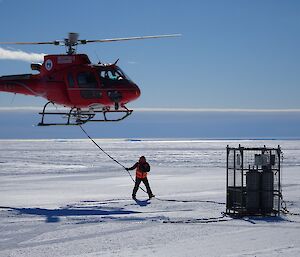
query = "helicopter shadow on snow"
xmin=0 ymin=204 xmax=142 ymax=223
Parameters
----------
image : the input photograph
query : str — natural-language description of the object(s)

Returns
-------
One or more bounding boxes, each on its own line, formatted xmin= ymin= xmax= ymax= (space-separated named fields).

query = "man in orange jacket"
xmin=126 ymin=156 xmax=155 ymax=200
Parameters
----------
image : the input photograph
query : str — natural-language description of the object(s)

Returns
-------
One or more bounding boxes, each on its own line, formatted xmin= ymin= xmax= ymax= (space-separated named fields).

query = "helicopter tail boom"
xmin=0 ymin=74 xmax=46 ymax=97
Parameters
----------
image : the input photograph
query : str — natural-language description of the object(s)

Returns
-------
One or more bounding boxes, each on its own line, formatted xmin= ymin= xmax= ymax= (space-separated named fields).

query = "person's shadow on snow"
xmin=133 ymin=199 xmax=151 ymax=207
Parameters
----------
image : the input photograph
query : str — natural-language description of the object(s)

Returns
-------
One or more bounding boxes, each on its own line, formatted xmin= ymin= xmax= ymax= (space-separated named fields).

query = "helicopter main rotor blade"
xmin=0 ymin=33 xmax=181 ymax=55
xmin=0 ymin=34 xmax=181 ymax=46
xmin=0 ymin=41 xmax=61 ymax=45
xmin=82 ymin=34 xmax=181 ymax=44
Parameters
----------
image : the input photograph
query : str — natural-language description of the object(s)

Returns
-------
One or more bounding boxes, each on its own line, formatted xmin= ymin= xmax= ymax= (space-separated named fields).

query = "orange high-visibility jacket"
xmin=129 ymin=162 xmax=150 ymax=179
xmin=136 ymin=163 xmax=148 ymax=179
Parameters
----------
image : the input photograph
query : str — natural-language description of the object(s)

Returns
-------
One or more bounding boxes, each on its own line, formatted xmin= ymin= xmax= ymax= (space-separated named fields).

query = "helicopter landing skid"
xmin=38 ymin=102 xmax=133 ymax=126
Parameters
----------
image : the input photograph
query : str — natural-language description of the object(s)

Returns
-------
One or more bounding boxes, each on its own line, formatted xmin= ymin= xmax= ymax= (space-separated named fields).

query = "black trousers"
xmin=132 ymin=177 xmax=153 ymax=197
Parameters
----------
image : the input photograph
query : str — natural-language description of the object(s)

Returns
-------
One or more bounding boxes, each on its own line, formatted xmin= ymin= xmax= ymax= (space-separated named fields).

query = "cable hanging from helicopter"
xmin=0 ymin=32 xmax=181 ymax=126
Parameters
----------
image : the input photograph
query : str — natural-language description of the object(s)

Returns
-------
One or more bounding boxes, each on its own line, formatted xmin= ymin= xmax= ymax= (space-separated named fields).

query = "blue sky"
xmin=0 ymin=0 xmax=300 ymax=109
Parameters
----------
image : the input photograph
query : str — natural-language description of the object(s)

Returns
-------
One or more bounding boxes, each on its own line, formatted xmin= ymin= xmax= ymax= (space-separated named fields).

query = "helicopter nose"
xmin=133 ymin=83 xmax=141 ymax=99
xmin=127 ymin=82 xmax=140 ymax=101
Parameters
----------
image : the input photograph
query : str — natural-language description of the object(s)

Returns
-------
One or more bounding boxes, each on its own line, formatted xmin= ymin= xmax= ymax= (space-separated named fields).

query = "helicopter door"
xmin=66 ymin=72 xmax=78 ymax=103
xmin=76 ymin=71 xmax=101 ymax=99
xmin=66 ymin=71 xmax=101 ymax=104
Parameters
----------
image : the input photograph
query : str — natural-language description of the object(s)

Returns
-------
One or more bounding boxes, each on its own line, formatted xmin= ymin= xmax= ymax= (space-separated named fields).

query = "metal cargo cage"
xmin=226 ymin=145 xmax=282 ymax=216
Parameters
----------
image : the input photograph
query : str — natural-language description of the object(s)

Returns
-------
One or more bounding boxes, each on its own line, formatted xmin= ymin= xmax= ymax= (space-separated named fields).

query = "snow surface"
xmin=0 ymin=139 xmax=300 ymax=257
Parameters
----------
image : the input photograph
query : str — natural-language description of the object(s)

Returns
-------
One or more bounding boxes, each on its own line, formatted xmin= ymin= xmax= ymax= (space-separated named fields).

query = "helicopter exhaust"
xmin=0 ymin=47 xmax=45 ymax=62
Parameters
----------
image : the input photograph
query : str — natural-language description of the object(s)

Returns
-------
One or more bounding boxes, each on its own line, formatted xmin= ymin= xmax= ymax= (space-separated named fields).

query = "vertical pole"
xmin=241 ymin=147 xmax=244 ymax=211
xmin=269 ymin=149 xmax=273 ymax=215
xmin=278 ymin=146 xmax=281 ymax=216
xmin=226 ymin=145 xmax=229 ymax=214
xmin=233 ymin=149 xmax=236 ymax=214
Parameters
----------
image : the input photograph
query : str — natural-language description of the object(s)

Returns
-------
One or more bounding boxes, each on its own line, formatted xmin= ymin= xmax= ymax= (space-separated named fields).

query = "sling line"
xmin=79 ymin=125 xmax=148 ymax=194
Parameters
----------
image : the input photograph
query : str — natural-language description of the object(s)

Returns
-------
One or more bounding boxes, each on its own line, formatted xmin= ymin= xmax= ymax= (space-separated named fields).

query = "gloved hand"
xmin=125 ymin=168 xmax=129 ymax=171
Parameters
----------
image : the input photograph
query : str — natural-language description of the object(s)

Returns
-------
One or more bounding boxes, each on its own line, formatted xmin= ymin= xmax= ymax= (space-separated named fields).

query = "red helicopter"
xmin=0 ymin=33 xmax=180 ymax=126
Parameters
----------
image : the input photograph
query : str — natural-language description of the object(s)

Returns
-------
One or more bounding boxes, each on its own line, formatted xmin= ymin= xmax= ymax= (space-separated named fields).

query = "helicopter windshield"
xmin=116 ymin=67 xmax=132 ymax=81
xmin=98 ymin=66 xmax=132 ymax=82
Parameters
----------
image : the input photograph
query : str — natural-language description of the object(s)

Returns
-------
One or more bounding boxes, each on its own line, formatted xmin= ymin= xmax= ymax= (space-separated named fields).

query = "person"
xmin=126 ymin=156 xmax=155 ymax=199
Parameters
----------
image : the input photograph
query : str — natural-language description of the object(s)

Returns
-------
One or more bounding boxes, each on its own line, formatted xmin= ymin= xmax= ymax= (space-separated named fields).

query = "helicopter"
xmin=0 ymin=33 xmax=180 ymax=126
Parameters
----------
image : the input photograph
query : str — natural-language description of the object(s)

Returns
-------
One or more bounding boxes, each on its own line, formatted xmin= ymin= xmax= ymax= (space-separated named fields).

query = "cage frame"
xmin=226 ymin=144 xmax=282 ymax=216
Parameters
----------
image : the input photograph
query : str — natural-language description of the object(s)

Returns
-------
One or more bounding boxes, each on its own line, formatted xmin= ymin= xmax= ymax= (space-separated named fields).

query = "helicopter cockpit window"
xmin=77 ymin=72 xmax=101 ymax=99
xmin=99 ymin=70 xmax=124 ymax=81
xmin=116 ymin=67 xmax=132 ymax=82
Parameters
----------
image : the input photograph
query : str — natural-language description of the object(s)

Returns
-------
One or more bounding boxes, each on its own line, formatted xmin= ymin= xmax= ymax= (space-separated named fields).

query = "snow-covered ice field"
xmin=0 ymin=139 xmax=300 ymax=257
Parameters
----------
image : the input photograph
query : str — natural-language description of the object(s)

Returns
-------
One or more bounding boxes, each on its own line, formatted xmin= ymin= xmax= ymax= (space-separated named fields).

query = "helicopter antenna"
xmin=0 ymin=33 xmax=181 ymax=55
xmin=114 ymin=58 xmax=119 ymax=65
xmin=94 ymin=51 xmax=102 ymax=64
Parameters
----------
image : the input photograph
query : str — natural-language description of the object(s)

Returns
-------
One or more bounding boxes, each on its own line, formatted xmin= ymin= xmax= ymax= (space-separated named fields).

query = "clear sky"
xmin=0 ymin=0 xmax=300 ymax=109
